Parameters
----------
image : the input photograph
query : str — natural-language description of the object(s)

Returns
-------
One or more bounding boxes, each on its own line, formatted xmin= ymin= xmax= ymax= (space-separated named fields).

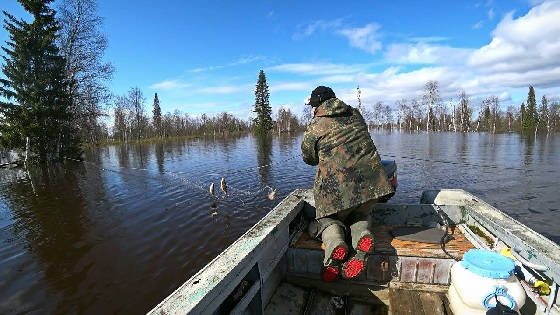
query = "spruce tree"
xmin=152 ymin=93 xmax=162 ymax=138
xmin=520 ymin=102 xmax=526 ymax=132
xmin=253 ymin=70 xmax=272 ymax=133
xmin=539 ymin=95 xmax=549 ymax=133
xmin=523 ymin=86 xmax=538 ymax=131
xmin=1 ymin=0 xmax=78 ymax=161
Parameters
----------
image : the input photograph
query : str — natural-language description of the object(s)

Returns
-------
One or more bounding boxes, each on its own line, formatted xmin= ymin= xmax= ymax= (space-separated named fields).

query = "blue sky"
xmin=2 ymin=0 xmax=560 ymax=119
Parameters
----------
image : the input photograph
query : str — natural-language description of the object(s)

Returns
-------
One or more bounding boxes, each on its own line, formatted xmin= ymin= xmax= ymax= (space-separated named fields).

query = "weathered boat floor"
xmin=264 ymin=281 xmax=450 ymax=314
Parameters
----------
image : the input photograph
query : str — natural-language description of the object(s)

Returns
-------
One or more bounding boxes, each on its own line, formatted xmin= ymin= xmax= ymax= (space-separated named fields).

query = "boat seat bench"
xmin=293 ymin=225 xmax=475 ymax=260
xmin=287 ymin=224 xmax=474 ymax=287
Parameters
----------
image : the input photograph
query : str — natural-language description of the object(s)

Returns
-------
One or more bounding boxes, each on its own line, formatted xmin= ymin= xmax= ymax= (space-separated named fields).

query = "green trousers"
xmin=308 ymin=199 xmax=377 ymax=265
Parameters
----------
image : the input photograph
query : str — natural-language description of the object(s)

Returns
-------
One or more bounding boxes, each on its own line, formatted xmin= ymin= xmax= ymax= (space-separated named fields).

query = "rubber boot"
xmin=341 ymin=220 xmax=374 ymax=279
xmin=321 ymin=223 xmax=349 ymax=266
xmin=321 ymin=261 xmax=340 ymax=282
xmin=350 ymin=220 xmax=374 ymax=253
xmin=309 ymin=218 xmax=348 ymax=282
xmin=341 ymin=251 xmax=367 ymax=280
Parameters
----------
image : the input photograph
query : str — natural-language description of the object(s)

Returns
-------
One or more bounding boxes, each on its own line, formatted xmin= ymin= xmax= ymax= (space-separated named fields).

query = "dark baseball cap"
xmin=308 ymin=86 xmax=336 ymax=107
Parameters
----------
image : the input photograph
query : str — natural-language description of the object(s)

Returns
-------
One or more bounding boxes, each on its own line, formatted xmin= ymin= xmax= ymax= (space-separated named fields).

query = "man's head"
xmin=309 ymin=86 xmax=336 ymax=107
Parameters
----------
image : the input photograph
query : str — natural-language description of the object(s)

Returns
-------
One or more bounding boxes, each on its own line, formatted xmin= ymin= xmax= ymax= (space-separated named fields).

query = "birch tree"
xmin=423 ymin=81 xmax=441 ymax=132
xmin=57 ymin=0 xmax=113 ymax=142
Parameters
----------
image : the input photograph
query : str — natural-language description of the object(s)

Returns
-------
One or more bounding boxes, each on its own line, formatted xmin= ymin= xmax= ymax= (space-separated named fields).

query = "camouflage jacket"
xmin=301 ymin=98 xmax=394 ymax=219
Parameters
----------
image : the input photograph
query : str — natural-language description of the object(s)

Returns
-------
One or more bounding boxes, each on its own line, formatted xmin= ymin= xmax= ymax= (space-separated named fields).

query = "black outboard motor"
xmin=379 ymin=160 xmax=397 ymax=203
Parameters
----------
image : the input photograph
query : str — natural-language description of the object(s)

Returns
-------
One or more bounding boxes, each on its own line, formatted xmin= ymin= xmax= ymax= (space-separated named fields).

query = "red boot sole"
xmin=331 ymin=246 xmax=347 ymax=261
xmin=343 ymin=258 xmax=365 ymax=279
xmin=357 ymin=236 xmax=373 ymax=252
xmin=322 ymin=266 xmax=339 ymax=282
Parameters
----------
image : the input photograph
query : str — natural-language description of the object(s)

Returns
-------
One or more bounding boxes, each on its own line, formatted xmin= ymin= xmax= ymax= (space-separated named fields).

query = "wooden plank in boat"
xmin=389 ymin=288 xmax=447 ymax=315
xmin=292 ymin=225 xmax=474 ymax=259
xmin=373 ymin=225 xmax=474 ymax=259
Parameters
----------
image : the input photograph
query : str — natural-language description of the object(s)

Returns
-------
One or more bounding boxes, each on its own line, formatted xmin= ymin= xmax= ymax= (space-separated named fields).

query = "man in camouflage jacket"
xmin=301 ymin=86 xmax=394 ymax=281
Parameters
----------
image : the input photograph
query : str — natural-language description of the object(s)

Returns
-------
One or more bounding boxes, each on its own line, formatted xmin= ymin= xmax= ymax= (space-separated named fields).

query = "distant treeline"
xmin=98 ymin=87 xmax=307 ymax=143
xmin=101 ymin=81 xmax=558 ymax=144
xmin=359 ymin=82 xmax=559 ymax=134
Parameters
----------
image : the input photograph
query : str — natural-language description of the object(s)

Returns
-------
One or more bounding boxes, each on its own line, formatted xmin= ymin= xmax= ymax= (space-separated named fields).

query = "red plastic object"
xmin=357 ymin=237 xmax=373 ymax=252
xmin=322 ymin=266 xmax=339 ymax=282
xmin=343 ymin=259 xmax=365 ymax=279
xmin=331 ymin=246 xmax=347 ymax=260
xmin=390 ymin=174 xmax=398 ymax=186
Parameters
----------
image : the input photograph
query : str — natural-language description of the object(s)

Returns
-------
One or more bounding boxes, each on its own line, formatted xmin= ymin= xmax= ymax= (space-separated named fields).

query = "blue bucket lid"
xmin=461 ymin=249 xmax=515 ymax=279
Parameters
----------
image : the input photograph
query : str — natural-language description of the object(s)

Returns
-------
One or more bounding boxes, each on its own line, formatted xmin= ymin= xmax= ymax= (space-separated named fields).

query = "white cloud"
xmin=189 ymin=56 xmax=267 ymax=73
xmin=319 ymin=74 xmax=355 ymax=84
xmin=327 ymin=0 xmax=558 ymax=104
xmin=338 ymin=23 xmax=382 ymax=54
xmin=267 ymin=62 xmax=367 ymax=75
xmin=384 ymin=42 xmax=473 ymax=65
xmin=230 ymin=56 xmax=267 ymax=66
xmin=529 ymin=0 xmax=547 ymax=5
xmin=468 ymin=1 xmax=560 ymax=80
xmin=335 ymin=66 xmax=463 ymax=104
xmin=408 ymin=36 xmax=449 ymax=43
xmin=498 ymin=91 xmax=511 ymax=101
xmin=472 ymin=20 xmax=484 ymax=29
xmin=190 ymin=65 xmax=225 ymax=73
xmin=269 ymin=82 xmax=313 ymax=92
xmin=488 ymin=8 xmax=495 ymax=20
xmin=292 ymin=19 xmax=343 ymax=40
xmin=150 ymin=79 xmax=191 ymax=90
xmin=293 ymin=20 xmax=383 ymax=54
xmin=158 ymin=4 xmax=560 ymax=117
xmin=176 ymin=102 xmax=220 ymax=110
xmin=194 ymin=84 xmax=251 ymax=94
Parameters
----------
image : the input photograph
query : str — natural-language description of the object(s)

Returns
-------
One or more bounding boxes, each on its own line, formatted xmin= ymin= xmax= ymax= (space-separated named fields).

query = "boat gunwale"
xmin=147 ymin=189 xmax=308 ymax=314
xmin=423 ymin=189 xmax=560 ymax=283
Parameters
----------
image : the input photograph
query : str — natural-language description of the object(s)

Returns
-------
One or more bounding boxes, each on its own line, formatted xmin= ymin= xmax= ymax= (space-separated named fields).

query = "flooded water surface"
xmin=1 ymin=131 xmax=559 ymax=314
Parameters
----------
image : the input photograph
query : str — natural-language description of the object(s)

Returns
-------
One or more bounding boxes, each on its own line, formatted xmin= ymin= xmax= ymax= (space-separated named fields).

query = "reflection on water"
xmin=0 ymin=131 xmax=559 ymax=313
xmin=255 ymin=134 xmax=273 ymax=184
xmin=155 ymin=143 xmax=165 ymax=174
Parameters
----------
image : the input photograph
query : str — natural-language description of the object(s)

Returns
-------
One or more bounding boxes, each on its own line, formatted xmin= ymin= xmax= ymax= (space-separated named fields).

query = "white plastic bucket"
xmin=448 ymin=249 xmax=526 ymax=315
